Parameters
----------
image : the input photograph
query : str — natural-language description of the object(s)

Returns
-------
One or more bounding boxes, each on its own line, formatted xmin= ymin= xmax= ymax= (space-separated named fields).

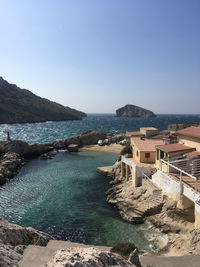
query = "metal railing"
xmin=160 ymin=158 xmax=199 ymax=192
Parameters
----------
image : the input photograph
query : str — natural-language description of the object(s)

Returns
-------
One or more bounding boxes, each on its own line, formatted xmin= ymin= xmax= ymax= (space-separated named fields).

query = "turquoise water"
xmin=0 ymin=114 xmax=199 ymax=250
xmin=0 ymin=151 xmax=152 ymax=250
xmin=0 ymin=114 xmax=199 ymax=144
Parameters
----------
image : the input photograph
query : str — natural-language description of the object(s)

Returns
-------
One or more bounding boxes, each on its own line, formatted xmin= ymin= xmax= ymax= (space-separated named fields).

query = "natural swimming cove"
xmin=0 ymin=150 xmax=155 ymax=251
xmin=1 ymin=114 xmax=199 ymax=252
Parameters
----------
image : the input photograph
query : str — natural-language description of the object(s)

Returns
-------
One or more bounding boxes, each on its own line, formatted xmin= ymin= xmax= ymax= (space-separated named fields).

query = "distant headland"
xmin=0 ymin=77 xmax=86 ymax=124
xmin=115 ymin=104 xmax=156 ymax=118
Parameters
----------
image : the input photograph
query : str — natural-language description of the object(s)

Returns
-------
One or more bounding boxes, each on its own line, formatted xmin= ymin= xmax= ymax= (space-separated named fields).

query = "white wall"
xmin=152 ymin=170 xmax=180 ymax=196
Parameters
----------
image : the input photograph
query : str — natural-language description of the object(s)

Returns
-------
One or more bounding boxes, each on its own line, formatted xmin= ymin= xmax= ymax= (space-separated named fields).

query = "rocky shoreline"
xmin=0 ymin=130 xmax=124 ymax=187
xmin=1 ymin=217 xmax=200 ymax=267
xmin=0 ymin=218 xmax=145 ymax=267
xmin=102 ymin=157 xmax=200 ymax=256
xmin=1 ymin=130 xmax=200 ymax=265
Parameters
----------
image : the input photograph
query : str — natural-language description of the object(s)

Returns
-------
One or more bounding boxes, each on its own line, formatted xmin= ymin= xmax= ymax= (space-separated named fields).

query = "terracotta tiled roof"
xmin=184 ymin=151 xmax=200 ymax=158
xmin=126 ymin=131 xmax=145 ymax=136
xmin=176 ymin=126 xmax=200 ymax=139
xmin=151 ymin=134 xmax=169 ymax=140
xmin=156 ymin=143 xmax=195 ymax=153
xmin=140 ymin=127 xmax=158 ymax=131
xmin=132 ymin=138 xmax=164 ymax=152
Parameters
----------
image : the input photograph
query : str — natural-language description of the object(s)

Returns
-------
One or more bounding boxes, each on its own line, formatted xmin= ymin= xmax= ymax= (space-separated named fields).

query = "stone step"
xmin=152 ymin=197 xmax=162 ymax=201
xmin=151 ymin=199 xmax=162 ymax=204
xmin=132 ymin=208 xmax=145 ymax=214
xmin=131 ymin=210 xmax=144 ymax=216
xmin=152 ymin=193 xmax=162 ymax=197
xmin=152 ymin=192 xmax=162 ymax=196
xmin=153 ymin=189 xmax=162 ymax=193
xmin=152 ymin=194 xmax=162 ymax=197
xmin=151 ymin=197 xmax=162 ymax=201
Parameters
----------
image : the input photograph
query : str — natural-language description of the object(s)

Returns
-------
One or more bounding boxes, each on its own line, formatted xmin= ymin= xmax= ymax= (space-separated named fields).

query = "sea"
xmin=0 ymin=114 xmax=200 ymax=251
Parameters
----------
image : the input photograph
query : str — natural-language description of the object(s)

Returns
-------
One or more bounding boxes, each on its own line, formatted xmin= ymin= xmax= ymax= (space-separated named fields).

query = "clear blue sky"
xmin=0 ymin=0 xmax=199 ymax=114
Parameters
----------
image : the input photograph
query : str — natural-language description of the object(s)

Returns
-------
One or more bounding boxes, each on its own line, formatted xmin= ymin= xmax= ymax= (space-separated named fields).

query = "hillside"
xmin=116 ymin=104 xmax=156 ymax=118
xmin=0 ymin=77 xmax=86 ymax=124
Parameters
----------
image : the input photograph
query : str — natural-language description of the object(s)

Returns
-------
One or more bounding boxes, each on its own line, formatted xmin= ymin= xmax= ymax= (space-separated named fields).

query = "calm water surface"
xmin=0 ymin=151 xmax=154 ymax=250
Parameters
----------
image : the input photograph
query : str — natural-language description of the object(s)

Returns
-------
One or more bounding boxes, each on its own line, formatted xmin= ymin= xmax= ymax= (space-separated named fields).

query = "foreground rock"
xmin=0 ymin=218 xmax=52 ymax=267
xmin=45 ymin=247 xmax=137 ymax=267
xmin=0 ymin=218 xmax=141 ymax=267
xmin=116 ymin=104 xmax=156 ymax=118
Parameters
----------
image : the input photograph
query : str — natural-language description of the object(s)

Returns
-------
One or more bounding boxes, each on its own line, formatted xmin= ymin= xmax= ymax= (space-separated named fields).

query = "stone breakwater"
xmin=0 ymin=130 xmax=124 ymax=187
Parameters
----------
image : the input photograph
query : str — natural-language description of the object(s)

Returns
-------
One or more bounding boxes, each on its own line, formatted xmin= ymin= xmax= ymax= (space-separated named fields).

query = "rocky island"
xmin=0 ymin=77 xmax=86 ymax=124
xmin=116 ymin=104 xmax=156 ymax=118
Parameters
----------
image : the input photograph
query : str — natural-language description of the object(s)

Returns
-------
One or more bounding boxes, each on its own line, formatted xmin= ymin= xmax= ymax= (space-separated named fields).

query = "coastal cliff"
xmin=0 ymin=77 xmax=86 ymax=124
xmin=116 ymin=105 xmax=156 ymax=118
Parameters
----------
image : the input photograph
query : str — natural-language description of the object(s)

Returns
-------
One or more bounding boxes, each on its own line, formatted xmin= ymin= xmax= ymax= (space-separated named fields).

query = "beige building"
xmin=140 ymin=127 xmax=158 ymax=138
xmin=121 ymin=138 xmax=163 ymax=188
xmin=126 ymin=127 xmax=158 ymax=139
xmin=155 ymin=143 xmax=195 ymax=172
xmin=131 ymin=137 xmax=164 ymax=164
xmin=176 ymin=126 xmax=200 ymax=152
xmin=152 ymin=126 xmax=200 ymax=228
xmin=126 ymin=131 xmax=145 ymax=138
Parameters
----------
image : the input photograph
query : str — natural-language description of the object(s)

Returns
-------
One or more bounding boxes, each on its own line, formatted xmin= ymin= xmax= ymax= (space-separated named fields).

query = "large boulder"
xmin=0 ymin=218 xmax=52 ymax=247
xmin=0 ymin=218 xmax=53 ymax=267
xmin=80 ymin=130 xmax=107 ymax=145
xmin=110 ymin=243 xmax=136 ymax=260
xmin=29 ymin=143 xmax=53 ymax=157
xmin=50 ymin=136 xmax=81 ymax=150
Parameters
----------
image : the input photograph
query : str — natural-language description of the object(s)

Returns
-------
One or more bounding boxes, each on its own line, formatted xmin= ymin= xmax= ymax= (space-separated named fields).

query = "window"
xmin=157 ymin=149 xmax=159 ymax=160
xmin=145 ymin=153 xmax=150 ymax=158
xmin=160 ymin=150 xmax=164 ymax=159
xmin=136 ymin=151 xmax=139 ymax=157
